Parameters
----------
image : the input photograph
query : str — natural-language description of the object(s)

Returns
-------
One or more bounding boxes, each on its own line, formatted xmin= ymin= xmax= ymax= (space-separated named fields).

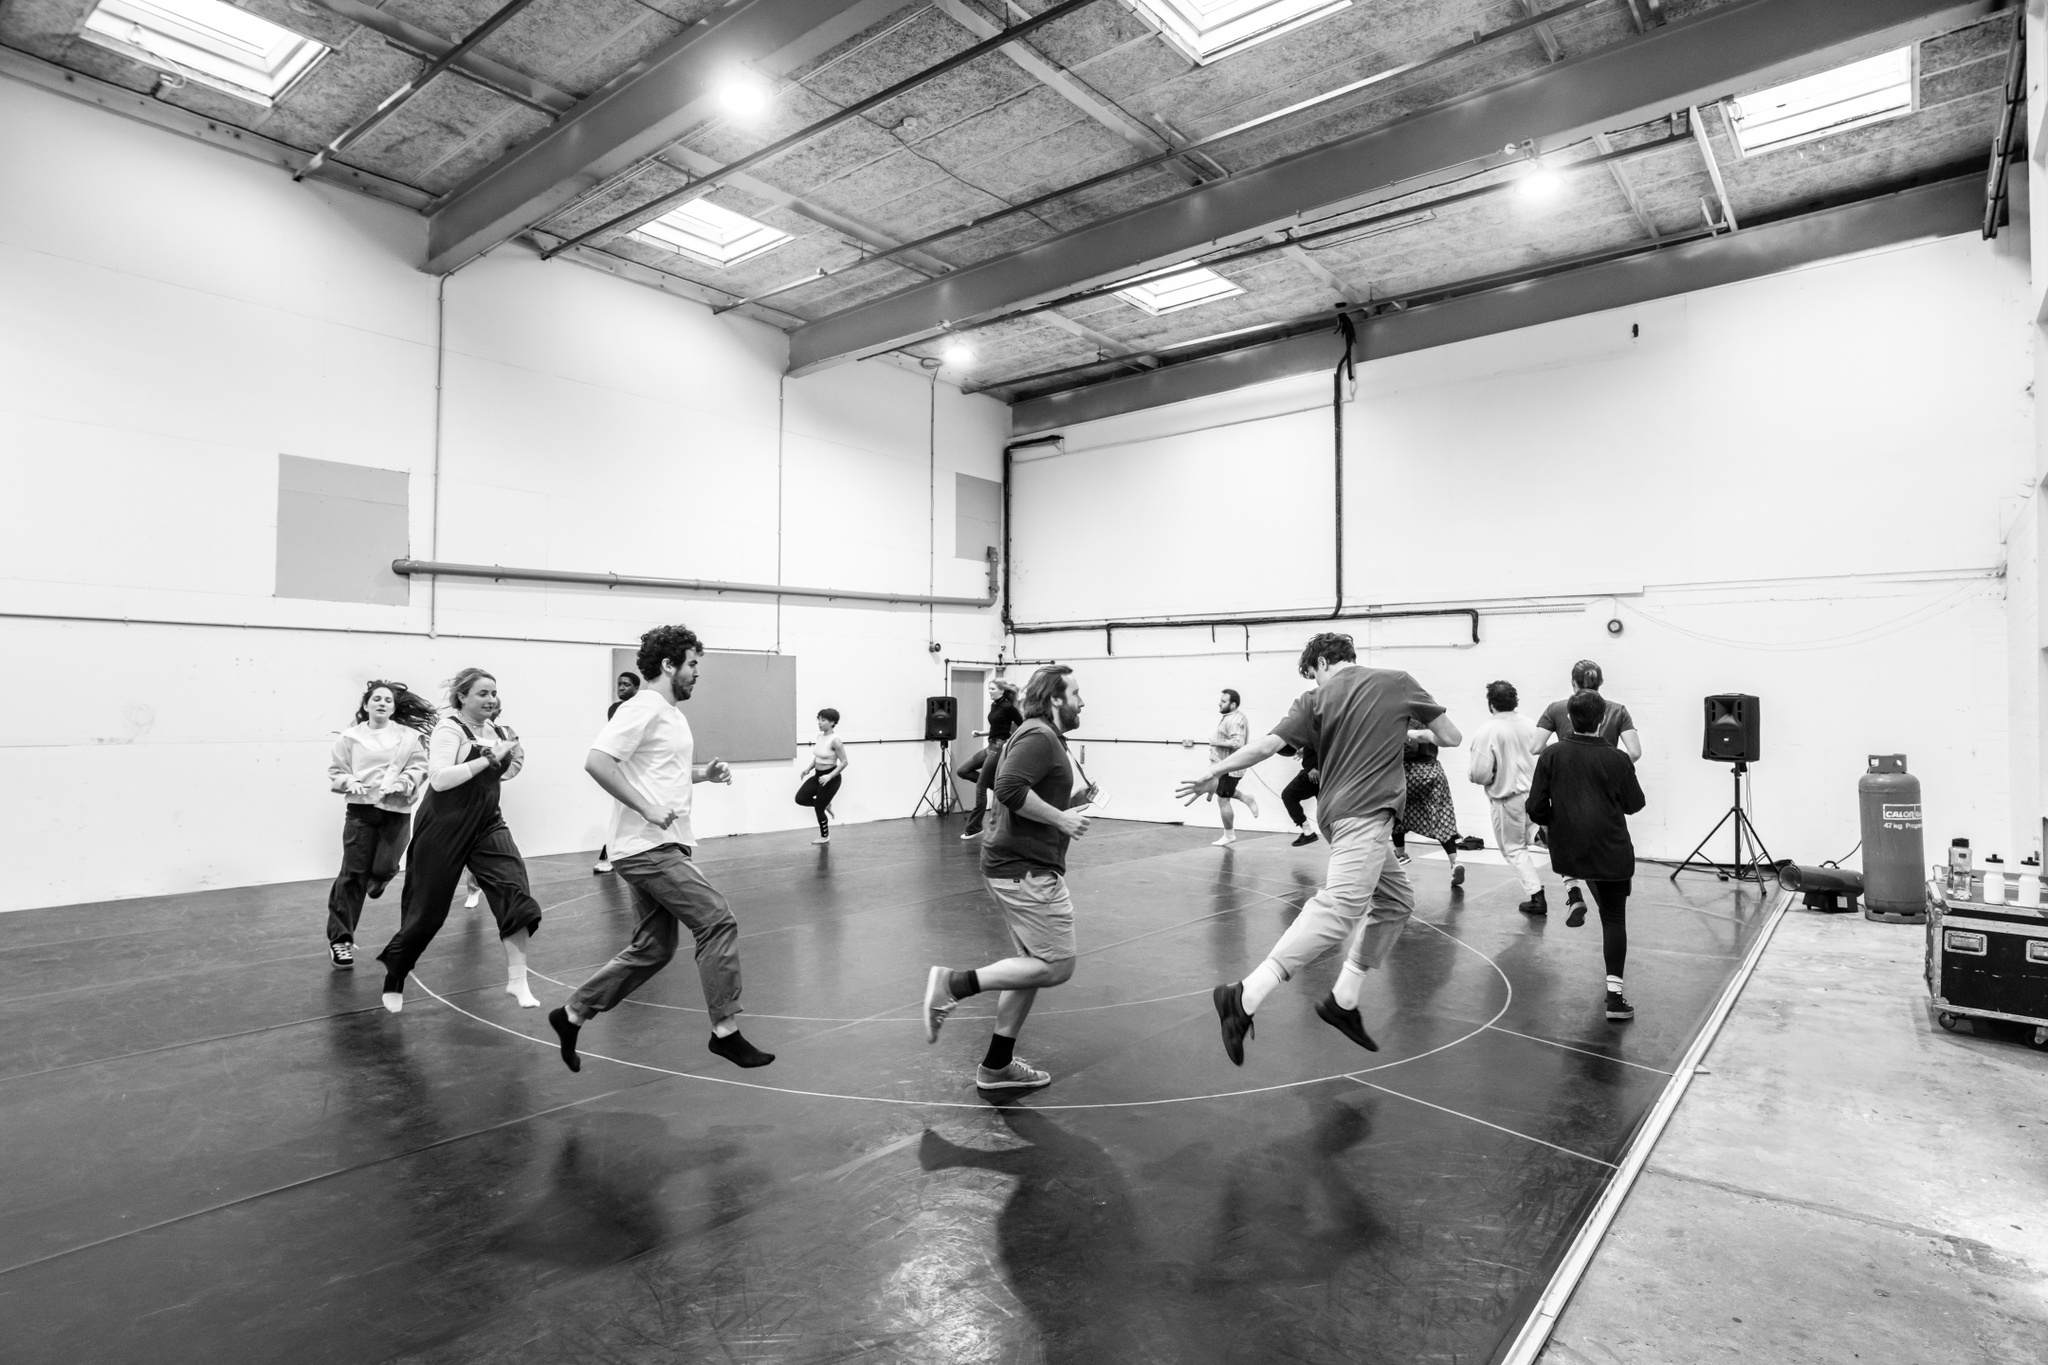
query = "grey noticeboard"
xmin=275 ymin=455 xmax=410 ymax=606
xmin=956 ymin=472 xmax=1001 ymax=561
xmin=609 ymin=649 xmax=795 ymax=764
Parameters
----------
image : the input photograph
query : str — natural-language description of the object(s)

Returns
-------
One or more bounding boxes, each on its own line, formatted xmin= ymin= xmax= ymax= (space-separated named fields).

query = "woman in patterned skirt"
xmin=1394 ymin=730 xmax=1466 ymax=889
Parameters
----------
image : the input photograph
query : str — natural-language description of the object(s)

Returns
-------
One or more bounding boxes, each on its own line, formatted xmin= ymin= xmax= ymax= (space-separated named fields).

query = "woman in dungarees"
xmin=376 ymin=668 xmax=544 ymax=1014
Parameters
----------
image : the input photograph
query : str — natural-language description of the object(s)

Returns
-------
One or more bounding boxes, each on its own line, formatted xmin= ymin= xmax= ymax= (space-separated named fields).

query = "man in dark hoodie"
xmin=1526 ymin=689 xmax=1647 ymax=1021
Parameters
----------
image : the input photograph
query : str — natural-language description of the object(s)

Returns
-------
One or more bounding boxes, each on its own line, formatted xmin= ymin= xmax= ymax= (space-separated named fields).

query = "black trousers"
xmin=327 ymin=805 xmax=410 ymax=945
xmin=956 ymin=745 xmax=1002 ymax=818
xmin=379 ymin=816 xmax=542 ymax=982
xmin=795 ymin=771 xmax=842 ymax=833
xmin=1588 ymin=879 xmax=1631 ymax=979
xmin=1280 ymin=772 xmax=1319 ymax=828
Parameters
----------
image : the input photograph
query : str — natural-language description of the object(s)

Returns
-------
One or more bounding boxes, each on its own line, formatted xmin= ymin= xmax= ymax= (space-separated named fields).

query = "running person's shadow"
xmin=919 ymin=1108 xmax=1193 ymax=1363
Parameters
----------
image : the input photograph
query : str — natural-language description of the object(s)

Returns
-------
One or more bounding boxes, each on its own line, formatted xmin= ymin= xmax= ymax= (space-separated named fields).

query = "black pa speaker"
xmin=923 ymin=695 xmax=958 ymax=742
xmin=1702 ymin=693 xmax=1760 ymax=763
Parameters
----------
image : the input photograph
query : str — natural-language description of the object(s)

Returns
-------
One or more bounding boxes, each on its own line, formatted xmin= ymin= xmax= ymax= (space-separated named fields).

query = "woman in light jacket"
xmin=376 ymin=668 xmax=545 ymax=1014
xmin=325 ymin=681 xmax=436 ymax=969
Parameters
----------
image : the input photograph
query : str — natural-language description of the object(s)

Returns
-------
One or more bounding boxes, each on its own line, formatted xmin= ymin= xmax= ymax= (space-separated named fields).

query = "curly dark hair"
xmin=1296 ymin=632 xmax=1357 ymax=679
xmin=356 ymin=680 xmax=438 ymax=734
xmin=1485 ymin=680 xmax=1518 ymax=712
xmin=636 ymin=623 xmax=704 ymax=681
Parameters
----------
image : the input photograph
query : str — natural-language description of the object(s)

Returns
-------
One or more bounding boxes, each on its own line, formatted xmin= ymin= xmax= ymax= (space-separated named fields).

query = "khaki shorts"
xmin=982 ymin=870 xmax=1076 ymax=962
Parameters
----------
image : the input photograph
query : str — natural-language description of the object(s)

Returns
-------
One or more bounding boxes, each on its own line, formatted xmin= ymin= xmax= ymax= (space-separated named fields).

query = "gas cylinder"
xmin=1858 ymin=755 xmax=1925 ymax=921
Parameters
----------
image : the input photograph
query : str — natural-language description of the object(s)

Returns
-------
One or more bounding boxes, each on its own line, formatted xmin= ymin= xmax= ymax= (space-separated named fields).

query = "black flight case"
xmin=1925 ymin=874 xmax=2048 ymax=1049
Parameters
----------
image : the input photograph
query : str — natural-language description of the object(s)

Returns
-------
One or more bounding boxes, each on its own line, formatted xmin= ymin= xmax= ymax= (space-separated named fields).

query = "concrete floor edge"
xmin=1502 ymin=885 xmax=1795 ymax=1365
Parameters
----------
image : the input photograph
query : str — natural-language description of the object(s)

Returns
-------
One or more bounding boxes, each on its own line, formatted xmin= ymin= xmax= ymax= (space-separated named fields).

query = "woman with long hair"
xmin=324 ymin=681 xmax=436 ymax=969
xmin=375 ymin=668 xmax=545 ymax=1014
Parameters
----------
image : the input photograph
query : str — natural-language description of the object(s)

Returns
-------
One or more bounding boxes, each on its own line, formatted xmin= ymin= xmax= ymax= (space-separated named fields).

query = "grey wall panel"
xmin=955 ymin=472 xmax=1001 ymax=561
xmin=274 ymin=455 xmax=409 ymax=606
xmin=610 ymin=647 xmax=796 ymax=764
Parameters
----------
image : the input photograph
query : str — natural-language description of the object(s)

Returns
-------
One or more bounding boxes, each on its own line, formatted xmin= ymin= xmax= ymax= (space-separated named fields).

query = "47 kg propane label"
xmin=1882 ymin=803 xmax=1922 ymax=830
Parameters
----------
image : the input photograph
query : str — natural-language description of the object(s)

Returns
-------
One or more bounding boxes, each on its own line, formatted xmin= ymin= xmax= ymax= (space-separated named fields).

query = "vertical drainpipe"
xmin=1332 ymin=311 xmax=1357 ymax=620
xmin=429 ymin=274 xmax=447 ymax=638
xmin=1000 ymin=442 xmax=1015 ymax=638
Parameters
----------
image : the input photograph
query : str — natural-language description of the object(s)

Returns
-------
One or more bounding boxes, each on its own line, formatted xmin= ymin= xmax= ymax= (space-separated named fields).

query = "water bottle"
xmin=1948 ymin=839 xmax=1972 ymax=898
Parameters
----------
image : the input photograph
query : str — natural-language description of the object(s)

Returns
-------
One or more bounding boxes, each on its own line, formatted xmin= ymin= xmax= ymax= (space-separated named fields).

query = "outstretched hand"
xmin=1175 ymin=773 xmax=1220 ymax=806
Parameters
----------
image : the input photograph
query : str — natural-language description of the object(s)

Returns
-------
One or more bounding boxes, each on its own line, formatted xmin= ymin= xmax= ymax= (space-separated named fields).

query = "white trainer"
xmin=922 ymin=966 xmax=956 ymax=1043
xmin=975 ymin=1059 xmax=1051 ymax=1090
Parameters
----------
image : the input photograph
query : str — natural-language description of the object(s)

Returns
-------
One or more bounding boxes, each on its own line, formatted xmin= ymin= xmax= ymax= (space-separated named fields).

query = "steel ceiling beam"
xmin=1006 ymin=171 xmax=1982 ymax=433
xmin=787 ymin=0 xmax=2003 ymax=374
xmin=424 ymin=0 xmax=915 ymax=274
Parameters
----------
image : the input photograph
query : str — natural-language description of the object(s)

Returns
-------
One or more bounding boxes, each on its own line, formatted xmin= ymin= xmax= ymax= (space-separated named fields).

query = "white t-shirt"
xmin=593 ymin=689 xmax=695 ymax=857
xmin=1467 ymin=712 xmax=1542 ymax=801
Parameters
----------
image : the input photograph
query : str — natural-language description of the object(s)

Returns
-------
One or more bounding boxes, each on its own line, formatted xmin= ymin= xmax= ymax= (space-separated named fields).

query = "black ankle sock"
xmin=1440 ymin=839 xmax=1459 ymax=859
xmin=982 ymin=1032 xmax=1016 ymax=1070
xmin=708 ymin=1030 xmax=775 ymax=1069
xmin=949 ymin=969 xmax=980 ymax=1000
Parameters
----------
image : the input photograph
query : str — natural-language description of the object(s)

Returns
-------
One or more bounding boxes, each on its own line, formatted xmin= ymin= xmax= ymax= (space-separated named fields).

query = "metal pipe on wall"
xmin=393 ymin=553 xmax=999 ymax=609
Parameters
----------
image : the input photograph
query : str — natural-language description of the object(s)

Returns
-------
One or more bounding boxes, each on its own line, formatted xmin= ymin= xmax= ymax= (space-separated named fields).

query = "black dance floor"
xmin=0 ymin=818 xmax=1774 ymax=1364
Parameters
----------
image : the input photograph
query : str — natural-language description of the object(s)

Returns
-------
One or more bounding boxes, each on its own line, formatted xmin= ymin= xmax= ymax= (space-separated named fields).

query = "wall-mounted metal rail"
xmin=393 ymin=550 xmax=998 ymax=609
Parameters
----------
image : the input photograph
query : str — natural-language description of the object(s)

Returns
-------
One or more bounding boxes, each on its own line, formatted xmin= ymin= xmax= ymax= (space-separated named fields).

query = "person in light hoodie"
xmin=325 ymin=680 xmax=436 ymax=969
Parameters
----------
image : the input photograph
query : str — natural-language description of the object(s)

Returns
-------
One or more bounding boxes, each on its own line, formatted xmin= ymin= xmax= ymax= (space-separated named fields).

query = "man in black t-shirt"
xmin=923 ymin=665 xmax=1097 ymax=1092
xmin=594 ymin=671 xmax=641 ymax=874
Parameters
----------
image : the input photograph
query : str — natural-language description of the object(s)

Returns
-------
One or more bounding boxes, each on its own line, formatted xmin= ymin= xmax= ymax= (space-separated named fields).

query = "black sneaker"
xmin=1313 ymin=994 xmax=1379 ymax=1052
xmin=1291 ymin=831 xmax=1319 ymax=847
xmin=329 ymin=941 xmax=354 ymax=969
xmin=1565 ymin=888 xmax=1588 ymax=927
xmin=1605 ymin=991 xmax=1635 ymax=1021
xmin=1450 ymin=864 xmax=1466 ymax=890
xmin=1518 ymin=889 xmax=1548 ymax=917
xmin=1212 ymin=982 xmax=1255 ymax=1066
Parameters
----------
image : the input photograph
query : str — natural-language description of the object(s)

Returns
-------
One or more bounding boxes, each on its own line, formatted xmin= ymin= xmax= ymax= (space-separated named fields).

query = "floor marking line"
xmin=1479 ymin=1025 xmax=1674 ymax=1075
xmin=1346 ymin=1079 xmax=1618 ymax=1168
xmin=0 ymin=1079 xmax=661 ymax=1280
xmin=409 ymin=928 xmax=1514 ymax=1111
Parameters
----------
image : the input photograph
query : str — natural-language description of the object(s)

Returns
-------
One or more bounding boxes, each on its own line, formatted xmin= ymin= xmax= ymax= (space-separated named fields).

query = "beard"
xmin=1055 ymin=700 xmax=1082 ymax=732
xmin=675 ymin=680 xmax=695 ymax=700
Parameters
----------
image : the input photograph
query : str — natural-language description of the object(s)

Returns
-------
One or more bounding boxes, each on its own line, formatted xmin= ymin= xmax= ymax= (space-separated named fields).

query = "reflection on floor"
xmin=0 ymin=817 xmax=1776 ymax=1364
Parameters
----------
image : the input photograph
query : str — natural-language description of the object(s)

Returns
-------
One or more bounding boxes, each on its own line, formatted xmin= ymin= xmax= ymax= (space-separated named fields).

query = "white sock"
xmin=506 ymin=969 xmax=539 ymax=1008
xmin=1333 ymin=961 xmax=1368 ymax=1010
xmin=381 ymin=992 xmax=404 ymax=1014
xmin=712 ymin=1019 xmax=739 ymax=1038
xmin=1240 ymin=960 xmax=1286 ymax=1014
xmin=1606 ymin=975 xmax=1624 ymax=992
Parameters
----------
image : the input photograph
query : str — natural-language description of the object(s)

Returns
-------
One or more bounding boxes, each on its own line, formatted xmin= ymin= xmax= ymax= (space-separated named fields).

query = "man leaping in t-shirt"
xmin=548 ymin=623 xmax=775 ymax=1073
xmin=1534 ymin=660 xmax=1640 ymax=927
xmin=1178 ymin=632 xmax=1460 ymax=1065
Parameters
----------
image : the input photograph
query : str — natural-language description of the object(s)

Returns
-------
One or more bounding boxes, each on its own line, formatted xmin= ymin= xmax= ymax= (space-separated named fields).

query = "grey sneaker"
xmin=1450 ymin=864 xmax=1466 ymax=889
xmin=975 ymin=1059 xmax=1051 ymax=1090
xmin=922 ymin=966 xmax=956 ymax=1043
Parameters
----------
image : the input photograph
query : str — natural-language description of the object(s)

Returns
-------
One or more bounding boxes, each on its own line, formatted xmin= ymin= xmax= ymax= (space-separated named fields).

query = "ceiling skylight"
xmin=632 ymin=199 xmax=793 ymax=268
xmin=1114 ymin=263 xmax=1245 ymax=315
xmin=1728 ymin=48 xmax=1916 ymax=156
xmin=1126 ymin=0 xmax=1351 ymax=65
xmin=80 ymin=0 xmax=329 ymax=106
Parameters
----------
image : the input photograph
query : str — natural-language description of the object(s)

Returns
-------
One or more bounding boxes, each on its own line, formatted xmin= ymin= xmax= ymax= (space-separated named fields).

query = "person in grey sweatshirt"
xmin=325 ymin=681 xmax=435 ymax=968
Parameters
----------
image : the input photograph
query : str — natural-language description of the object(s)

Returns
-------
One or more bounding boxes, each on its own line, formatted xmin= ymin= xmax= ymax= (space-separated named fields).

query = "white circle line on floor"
xmin=406 ymin=915 xmax=1512 ymax=1113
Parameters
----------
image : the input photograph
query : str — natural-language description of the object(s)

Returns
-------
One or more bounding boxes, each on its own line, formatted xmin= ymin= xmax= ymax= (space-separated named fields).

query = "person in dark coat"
xmin=1526 ymin=689 xmax=1647 ymax=1021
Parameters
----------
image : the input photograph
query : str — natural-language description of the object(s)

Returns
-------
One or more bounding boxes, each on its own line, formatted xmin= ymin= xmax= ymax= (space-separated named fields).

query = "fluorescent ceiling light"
xmin=719 ymin=80 xmax=771 ymax=116
xmin=1126 ymin=0 xmax=1351 ymax=65
xmin=633 ymin=198 xmax=793 ymax=268
xmin=1114 ymin=263 xmax=1245 ymax=315
xmin=1312 ymin=208 xmax=1434 ymax=249
xmin=80 ymin=0 xmax=329 ymax=106
xmin=1728 ymin=48 xmax=1915 ymax=156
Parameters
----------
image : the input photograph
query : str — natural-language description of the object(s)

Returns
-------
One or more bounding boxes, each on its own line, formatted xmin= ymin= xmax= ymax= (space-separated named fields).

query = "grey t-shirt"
xmin=1270 ymin=666 xmax=1444 ymax=831
xmin=1536 ymin=696 xmax=1636 ymax=747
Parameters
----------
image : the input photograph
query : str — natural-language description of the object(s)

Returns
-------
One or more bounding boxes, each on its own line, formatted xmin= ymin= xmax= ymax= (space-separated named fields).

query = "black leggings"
xmin=1280 ymin=772 xmax=1319 ymax=828
xmin=795 ymin=771 xmax=841 ymax=833
xmin=1589 ymin=879 xmax=1630 ymax=979
xmin=327 ymin=805 xmax=409 ymax=945
xmin=956 ymin=746 xmax=1002 ymax=816
xmin=1392 ymin=830 xmax=1459 ymax=860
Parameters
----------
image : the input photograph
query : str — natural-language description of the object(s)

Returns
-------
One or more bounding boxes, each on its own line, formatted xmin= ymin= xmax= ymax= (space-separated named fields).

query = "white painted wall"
xmin=1013 ymin=232 xmax=2037 ymax=871
xmin=0 ymin=77 xmax=1007 ymax=913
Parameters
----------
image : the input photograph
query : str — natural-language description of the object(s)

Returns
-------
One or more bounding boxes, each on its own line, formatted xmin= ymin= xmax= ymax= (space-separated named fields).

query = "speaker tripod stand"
xmin=1671 ymin=761 xmax=1776 ymax=882
xmin=912 ymin=739 xmax=959 ymax=818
